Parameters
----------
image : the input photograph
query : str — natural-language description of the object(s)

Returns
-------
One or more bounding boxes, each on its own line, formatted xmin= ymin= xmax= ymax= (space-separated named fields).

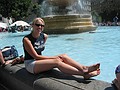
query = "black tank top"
xmin=23 ymin=33 xmax=45 ymax=60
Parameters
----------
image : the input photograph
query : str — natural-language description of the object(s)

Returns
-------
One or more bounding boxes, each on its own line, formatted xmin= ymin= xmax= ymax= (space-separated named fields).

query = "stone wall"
xmin=0 ymin=63 xmax=116 ymax=90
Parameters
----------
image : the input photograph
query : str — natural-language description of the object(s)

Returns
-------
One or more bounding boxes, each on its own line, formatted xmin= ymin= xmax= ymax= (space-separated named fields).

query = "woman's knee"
xmin=60 ymin=54 xmax=68 ymax=58
xmin=53 ymin=58 xmax=62 ymax=66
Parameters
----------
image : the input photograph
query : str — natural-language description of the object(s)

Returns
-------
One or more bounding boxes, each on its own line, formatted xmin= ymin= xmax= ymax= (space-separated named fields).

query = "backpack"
xmin=2 ymin=45 xmax=19 ymax=60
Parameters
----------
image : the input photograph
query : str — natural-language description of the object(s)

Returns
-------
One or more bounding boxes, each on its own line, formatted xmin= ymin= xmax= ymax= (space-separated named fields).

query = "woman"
xmin=23 ymin=17 xmax=100 ymax=79
xmin=112 ymin=65 xmax=120 ymax=90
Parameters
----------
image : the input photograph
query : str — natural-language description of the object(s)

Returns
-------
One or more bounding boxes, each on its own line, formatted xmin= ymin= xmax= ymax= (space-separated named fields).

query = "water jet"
xmin=41 ymin=0 xmax=97 ymax=34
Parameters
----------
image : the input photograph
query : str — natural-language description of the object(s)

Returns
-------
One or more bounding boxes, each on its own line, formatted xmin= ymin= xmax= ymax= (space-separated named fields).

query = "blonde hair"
xmin=32 ymin=18 xmax=45 ymax=25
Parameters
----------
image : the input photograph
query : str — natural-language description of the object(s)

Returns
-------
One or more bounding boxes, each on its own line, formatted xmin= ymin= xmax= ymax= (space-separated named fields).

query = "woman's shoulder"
xmin=40 ymin=33 xmax=48 ymax=39
xmin=43 ymin=33 xmax=48 ymax=38
xmin=23 ymin=33 xmax=32 ymax=41
xmin=24 ymin=33 xmax=32 ymax=38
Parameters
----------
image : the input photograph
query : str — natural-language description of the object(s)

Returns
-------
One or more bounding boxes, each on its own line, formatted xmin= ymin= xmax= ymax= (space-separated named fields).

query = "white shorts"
xmin=24 ymin=60 xmax=36 ymax=74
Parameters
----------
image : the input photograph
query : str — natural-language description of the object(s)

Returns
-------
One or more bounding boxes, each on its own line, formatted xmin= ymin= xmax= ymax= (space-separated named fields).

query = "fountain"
xmin=41 ymin=0 xmax=97 ymax=34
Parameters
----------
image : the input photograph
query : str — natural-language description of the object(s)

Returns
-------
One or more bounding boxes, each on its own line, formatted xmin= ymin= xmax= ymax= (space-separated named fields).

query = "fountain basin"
xmin=43 ymin=14 xmax=97 ymax=34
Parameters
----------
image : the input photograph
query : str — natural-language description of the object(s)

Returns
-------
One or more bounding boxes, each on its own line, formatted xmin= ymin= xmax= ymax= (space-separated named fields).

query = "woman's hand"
xmin=50 ymin=56 xmax=63 ymax=62
xmin=57 ymin=54 xmax=67 ymax=61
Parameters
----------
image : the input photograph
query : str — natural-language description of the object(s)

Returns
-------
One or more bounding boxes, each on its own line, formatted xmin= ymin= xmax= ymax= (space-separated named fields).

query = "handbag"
xmin=2 ymin=45 xmax=19 ymax=60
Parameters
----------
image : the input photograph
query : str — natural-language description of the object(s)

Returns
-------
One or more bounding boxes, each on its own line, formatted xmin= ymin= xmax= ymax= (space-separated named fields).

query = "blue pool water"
xmin=0 ymin=26 xmax=120 ymax=83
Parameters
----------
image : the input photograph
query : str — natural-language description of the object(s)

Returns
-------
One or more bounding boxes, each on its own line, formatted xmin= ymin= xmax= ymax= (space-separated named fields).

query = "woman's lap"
xmin=24 ymin=60 xmax=36 ymax=74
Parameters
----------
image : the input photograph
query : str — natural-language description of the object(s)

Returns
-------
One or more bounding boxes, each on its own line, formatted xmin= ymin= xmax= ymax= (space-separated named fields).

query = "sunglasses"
xmin=35 ymin=24 xmax=45 ymax=27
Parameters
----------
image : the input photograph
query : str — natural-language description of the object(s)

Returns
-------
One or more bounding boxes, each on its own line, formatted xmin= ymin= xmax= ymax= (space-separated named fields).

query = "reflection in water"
xmin=49 ymin=35 xmax=60 ymax=38
xmin=66 ymin=38 xmax=83 ymax=41
xmin=89 ymin=31 xmax=108 ymax=34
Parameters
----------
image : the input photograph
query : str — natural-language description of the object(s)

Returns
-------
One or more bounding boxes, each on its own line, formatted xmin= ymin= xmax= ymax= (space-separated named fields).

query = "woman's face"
xmin=32 ymin=19 xmax=45 ymax=34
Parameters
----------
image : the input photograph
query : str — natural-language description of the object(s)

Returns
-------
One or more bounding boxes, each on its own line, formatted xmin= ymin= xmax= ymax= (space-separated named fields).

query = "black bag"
xmin=2 ymin=45 xmax=19 ymax=60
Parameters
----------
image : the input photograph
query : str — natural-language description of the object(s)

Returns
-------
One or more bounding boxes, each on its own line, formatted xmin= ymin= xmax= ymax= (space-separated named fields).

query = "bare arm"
xmin=44 ymin=33 xmax=48 ymax=44
xmin=0 ymin=50 xmax=5 ymax=64
xmin=23 ymin=37 xmax=57 ymax=60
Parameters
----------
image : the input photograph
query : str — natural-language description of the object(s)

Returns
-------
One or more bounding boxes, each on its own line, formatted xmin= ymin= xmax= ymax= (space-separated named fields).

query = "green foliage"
xmin=31 ymin=3 xmax=41 ymax=17
xmin=0 ymin=0 xmax=32 ymax=20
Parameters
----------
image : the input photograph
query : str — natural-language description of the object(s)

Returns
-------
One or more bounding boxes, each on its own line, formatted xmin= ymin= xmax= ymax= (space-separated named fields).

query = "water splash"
xmin=40 ymin=0 xmax=91 ymax=17
xmin=40 ymin=0 xmax=95 ymax=34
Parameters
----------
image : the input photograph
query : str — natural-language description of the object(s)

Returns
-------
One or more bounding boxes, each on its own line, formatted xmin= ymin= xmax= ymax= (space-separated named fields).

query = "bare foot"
xmin=112 ymin=79 xmax=120 ymax=90
xmin=83 ymin=63 xmax=100 ymax=73
xmin=83 ymin=69 xmax=100 ymax=79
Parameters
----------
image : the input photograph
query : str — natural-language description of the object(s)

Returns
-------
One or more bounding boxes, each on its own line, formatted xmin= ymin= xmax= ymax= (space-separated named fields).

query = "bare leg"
xmin=34 ymin=58 xmax=100 ymax=79
xmin=34 ymin=58 xmax=81 ymax=75
xmin=58 ymin=54 xmax=100 ymax=73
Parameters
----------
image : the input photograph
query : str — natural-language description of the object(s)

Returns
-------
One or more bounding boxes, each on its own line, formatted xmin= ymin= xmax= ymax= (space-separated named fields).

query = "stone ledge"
xmin=0 ymin=64 xmax=116 ymax=90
